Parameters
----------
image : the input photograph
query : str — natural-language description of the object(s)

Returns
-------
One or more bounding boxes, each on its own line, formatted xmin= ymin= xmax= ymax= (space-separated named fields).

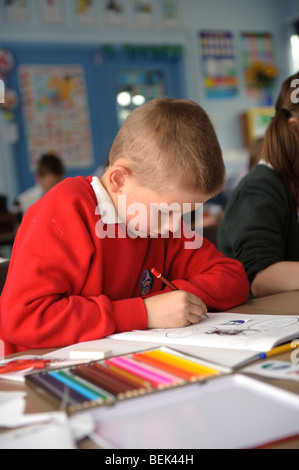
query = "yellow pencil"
xmin=148 ymin=350 xmax=220 ymax=376
xmin=259 ymin=341 xmax=298 ymax=359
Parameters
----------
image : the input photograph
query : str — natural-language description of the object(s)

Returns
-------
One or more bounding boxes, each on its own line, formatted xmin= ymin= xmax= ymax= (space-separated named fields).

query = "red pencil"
xmin=151 ymin=267 xmax=209 ymax=318
xmin=150 ymin=268 xmax=179 ymax=291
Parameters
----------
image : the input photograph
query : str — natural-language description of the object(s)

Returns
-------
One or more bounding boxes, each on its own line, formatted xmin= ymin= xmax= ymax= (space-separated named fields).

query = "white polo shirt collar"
xmin=90 ymin=176 xmax=119 ymax=224
xmin=258 ymin=159 xmax=274 ymax=170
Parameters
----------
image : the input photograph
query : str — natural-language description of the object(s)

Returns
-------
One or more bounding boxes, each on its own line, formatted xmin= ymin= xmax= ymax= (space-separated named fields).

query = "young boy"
xmin=0 ymin=99 xmax=249 ymax=355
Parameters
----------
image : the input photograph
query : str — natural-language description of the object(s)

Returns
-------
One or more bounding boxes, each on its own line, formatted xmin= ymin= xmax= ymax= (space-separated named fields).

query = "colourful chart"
xmin=241 ymin=32 xmax=276 ymax=95
xmin=199 ymin=30 xmax=239 ymax=99
xmin=18 ymin=65 xmax=94 ymax=169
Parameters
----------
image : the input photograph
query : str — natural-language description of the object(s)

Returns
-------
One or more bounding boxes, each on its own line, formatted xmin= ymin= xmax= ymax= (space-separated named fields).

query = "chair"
xmin=0 ymin=260 xmax=9 ymax=295
xmin=0 ymin=195 xmax=7 ymax=213
xmin=0 ymin=212 xmax=19 ymax=247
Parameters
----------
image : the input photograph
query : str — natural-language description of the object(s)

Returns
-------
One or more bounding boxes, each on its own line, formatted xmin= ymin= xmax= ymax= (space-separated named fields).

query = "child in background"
xmin=14 ymin=153 xmax=65 ymax=215
xmin=0 ymin=98 xmax=249 ymax=355
xmin=218 ymin=72 xmax=299 ymax=298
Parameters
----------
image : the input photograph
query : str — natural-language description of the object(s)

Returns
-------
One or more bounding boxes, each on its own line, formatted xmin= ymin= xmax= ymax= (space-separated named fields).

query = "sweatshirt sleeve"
xmin=163 ymin=229 xmax=250 ymax=311
xmin=0 ymin=181 xmax=147 ymax=352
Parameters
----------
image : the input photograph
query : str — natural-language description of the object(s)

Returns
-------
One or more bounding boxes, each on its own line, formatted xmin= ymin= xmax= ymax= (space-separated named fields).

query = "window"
xmin=115 ymin=69 xmax=165 ymax=126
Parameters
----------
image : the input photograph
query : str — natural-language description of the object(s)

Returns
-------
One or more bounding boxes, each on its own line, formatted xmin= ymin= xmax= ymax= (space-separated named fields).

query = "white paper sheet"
xmin=108 ymin=312 xmax=299 ymax=352
xmin=0 ymin=391 xmax=65 ymax=429
xmin=0 ymin=414 xmax=76 ymax=449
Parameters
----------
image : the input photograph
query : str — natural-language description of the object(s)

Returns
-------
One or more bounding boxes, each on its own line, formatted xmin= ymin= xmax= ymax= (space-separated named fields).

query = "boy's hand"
xmin=144 ymin=291 xmax=208 ymax=329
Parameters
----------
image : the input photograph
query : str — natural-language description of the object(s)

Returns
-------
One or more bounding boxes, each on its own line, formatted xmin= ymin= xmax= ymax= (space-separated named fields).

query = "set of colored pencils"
xmin=26 ymin=347 xmax=223 ymax=415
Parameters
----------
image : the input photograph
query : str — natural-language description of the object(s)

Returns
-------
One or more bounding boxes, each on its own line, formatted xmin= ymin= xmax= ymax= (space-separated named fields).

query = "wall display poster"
xmin=41 ymin=0 xmax=64 ymax=24
xmin=134 ymin=0 xmax=153 ymax=28
xmin=2 ymin=0 xmax=28 ymax=22
xmin=198 ymin=30 xmax=239 ymax=99
xmin=240 ymin=32 xmax=275 ymax=95
xmin=74 ymin=0 xmax=96 ymax=25
xmin=104 ymin=0 xmax=125 ymax=26
xmin=162 ymin=0 xmax=180 ymax=28
xmin=19 ymin=65 xmax=94 ymax=169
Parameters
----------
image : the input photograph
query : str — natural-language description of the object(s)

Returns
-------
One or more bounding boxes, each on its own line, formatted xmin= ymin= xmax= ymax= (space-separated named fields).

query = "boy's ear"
xmin=107 ymin=164 xmax=131 ymax=193
xmin=288 ymin=117 xmax=299 ymax=140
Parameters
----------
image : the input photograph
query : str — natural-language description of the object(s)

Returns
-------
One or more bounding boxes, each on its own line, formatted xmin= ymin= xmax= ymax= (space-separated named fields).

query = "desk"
xmin=1 ymin=291 xmax=299 ymax=449
xmin=230 ymin=291 xmax=299 ymax=316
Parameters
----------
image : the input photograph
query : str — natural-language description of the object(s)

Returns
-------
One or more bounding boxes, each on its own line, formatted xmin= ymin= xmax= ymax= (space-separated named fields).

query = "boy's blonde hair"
xmin=109 ymin=98 xmax=225 ymax=195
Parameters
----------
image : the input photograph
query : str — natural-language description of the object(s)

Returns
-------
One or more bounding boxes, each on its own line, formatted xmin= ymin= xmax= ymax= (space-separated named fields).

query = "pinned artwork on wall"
xmin=198 ymin=30 xmax=239 ymax=99
xmin=2 ymin=0 xmax=29 ymax=22
xmin=18 ymin=65 xmax=94 ymax=169
xmin=104 ymin=0 xmax=125 ymax=26
xmin=134 ymin=0 xmax=153 ymax=28
xmin=40 ymin=0 xmax=64 ymax=25
xmin=162 ymin=0 xmax=180 ymax=28
xmin=74 ymin=0 xmax=97 ymax=26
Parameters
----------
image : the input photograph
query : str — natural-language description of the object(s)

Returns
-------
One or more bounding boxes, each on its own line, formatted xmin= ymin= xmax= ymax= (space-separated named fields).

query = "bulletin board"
xmin=18 ymin=64 xmax=94 ymax=169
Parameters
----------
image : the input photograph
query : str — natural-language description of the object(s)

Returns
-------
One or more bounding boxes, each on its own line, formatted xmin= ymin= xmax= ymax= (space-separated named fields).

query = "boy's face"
xmin=116 ymin=175 xmax=210 ymax=237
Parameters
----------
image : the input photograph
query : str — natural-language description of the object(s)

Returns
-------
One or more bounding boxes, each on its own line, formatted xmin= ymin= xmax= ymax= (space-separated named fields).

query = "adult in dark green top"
xmin=218 ymin=71 xmax=299 ymax=298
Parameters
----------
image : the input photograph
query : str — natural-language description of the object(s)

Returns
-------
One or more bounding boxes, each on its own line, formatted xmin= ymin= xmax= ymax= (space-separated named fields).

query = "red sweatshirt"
xmin=0 ymin=176 xmax=249 ymax=355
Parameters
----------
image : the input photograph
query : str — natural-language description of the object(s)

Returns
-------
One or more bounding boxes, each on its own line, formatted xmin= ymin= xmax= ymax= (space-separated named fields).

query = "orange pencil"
xmin=132 ymin=352 xmax=200 ymax=381
xmin=132 ymin=352 xmax=184 ymax=384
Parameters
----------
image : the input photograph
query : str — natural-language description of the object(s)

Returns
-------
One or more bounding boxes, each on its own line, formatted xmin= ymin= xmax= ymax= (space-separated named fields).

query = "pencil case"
xmin=25 ymin=346 xmax=228 ymax=416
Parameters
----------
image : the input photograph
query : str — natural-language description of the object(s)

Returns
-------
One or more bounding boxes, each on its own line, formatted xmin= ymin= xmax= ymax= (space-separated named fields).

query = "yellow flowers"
xmin=246 ymin=60 xmax=279 ymax=88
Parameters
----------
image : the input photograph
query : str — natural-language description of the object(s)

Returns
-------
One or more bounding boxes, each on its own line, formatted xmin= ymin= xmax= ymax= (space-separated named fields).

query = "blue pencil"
xmin=49 ymin=371 xmax=100 ymax=401
xmin=28 ymin=373 xmax=86 ymax=406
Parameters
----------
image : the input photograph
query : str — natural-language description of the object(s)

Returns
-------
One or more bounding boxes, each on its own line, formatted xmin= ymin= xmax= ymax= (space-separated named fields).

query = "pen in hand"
xmin=150 ymin=268 xmax=209 ymax=319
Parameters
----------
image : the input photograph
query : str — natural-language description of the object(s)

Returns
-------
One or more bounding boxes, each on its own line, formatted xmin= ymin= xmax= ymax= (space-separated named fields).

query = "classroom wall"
xmin=0 ymin=0 xmax=297 ymax=201
xmin=182 ymin=0 xmax=294 ymax=149
xmin=286 ymin=0 xmax=299 ymax=20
